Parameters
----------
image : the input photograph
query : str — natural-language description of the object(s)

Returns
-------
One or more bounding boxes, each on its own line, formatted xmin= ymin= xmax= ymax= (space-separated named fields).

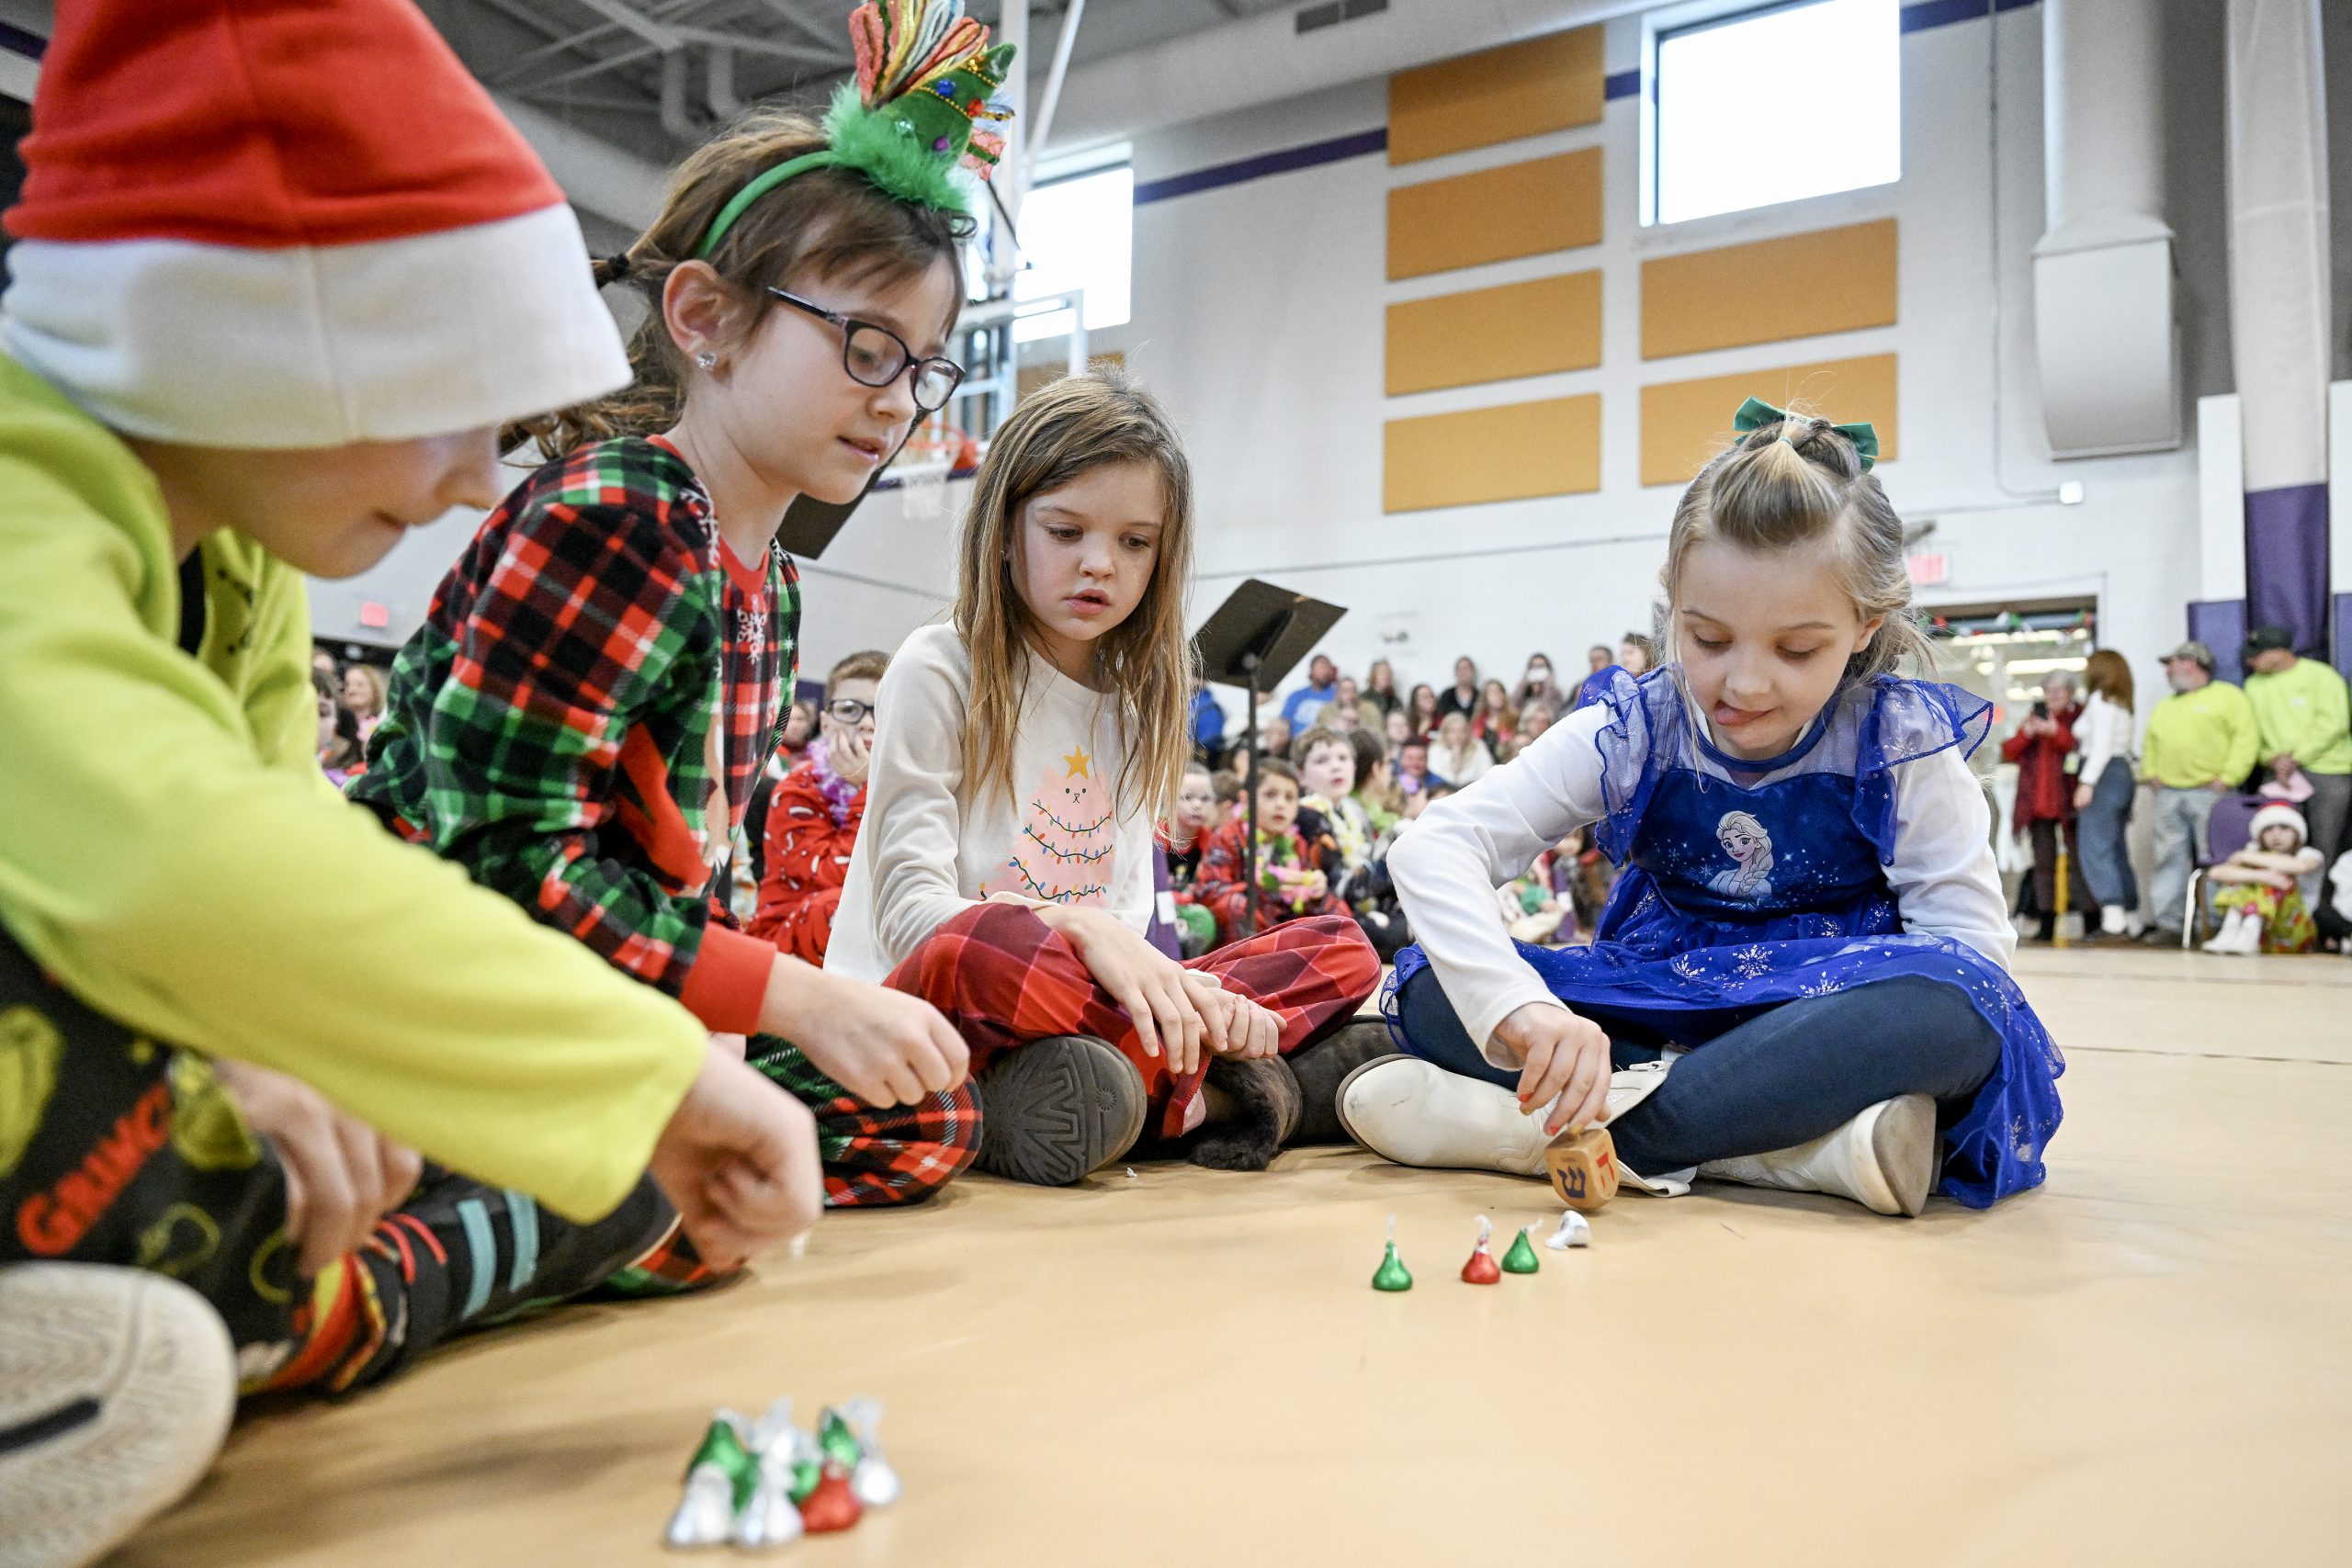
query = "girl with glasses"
xmin=354 ymin=94 xmax=1012 ymax=1258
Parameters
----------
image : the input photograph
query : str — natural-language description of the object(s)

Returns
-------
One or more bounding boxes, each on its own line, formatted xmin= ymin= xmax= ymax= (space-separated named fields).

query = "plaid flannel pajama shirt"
xmin=353 ymin=437 xmax=979 ymax=1297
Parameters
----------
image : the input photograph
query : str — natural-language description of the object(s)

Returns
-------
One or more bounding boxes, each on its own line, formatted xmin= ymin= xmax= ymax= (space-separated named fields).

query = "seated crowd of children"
xmin=0 ymin=3 xmax=2064 ymax=1562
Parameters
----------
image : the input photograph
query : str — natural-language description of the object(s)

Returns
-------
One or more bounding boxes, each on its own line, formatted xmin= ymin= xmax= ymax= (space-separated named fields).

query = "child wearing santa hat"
xmin=2200 ymin=804 xmax=2326 ymax=954
xmin=0 ymin=3 xmax=820 ymax=1561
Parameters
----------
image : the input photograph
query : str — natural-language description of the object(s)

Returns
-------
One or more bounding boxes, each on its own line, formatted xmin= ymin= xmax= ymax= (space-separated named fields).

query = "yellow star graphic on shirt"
xmin=1064 ymin=745 xmax=1093 ymax=779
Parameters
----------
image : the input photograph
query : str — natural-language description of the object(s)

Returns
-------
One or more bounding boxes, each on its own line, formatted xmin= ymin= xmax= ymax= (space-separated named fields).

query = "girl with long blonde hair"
xmin=1344 ymin=400 xmax=2064 ymax=1218
xmin=830 ymin=370 xmax=1384 ymax=1181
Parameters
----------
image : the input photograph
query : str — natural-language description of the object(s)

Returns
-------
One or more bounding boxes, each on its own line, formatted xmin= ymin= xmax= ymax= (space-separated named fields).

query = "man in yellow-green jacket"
xmin=0 ymin=4 xmax=819 ymax=1562
xmin=2140 ymin=641 xmax=2261 ymax=942
xmin=2242 ymin=626 xmax=2351 ymax=919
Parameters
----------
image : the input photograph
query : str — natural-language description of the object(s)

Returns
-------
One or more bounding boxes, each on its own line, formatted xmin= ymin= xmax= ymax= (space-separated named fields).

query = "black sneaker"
xmin=0 ymin=1264 xmax=236 ymax=1568
xmin=972 ymin=1036 xmax=1146 ymax=1187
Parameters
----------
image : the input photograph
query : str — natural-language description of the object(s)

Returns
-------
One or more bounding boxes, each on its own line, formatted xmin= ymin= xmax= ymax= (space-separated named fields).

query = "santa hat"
xmin=2247 ymin=804 xmax=2309 ymax=849
xmin=1 ymin=0 xmax=628 ymax=448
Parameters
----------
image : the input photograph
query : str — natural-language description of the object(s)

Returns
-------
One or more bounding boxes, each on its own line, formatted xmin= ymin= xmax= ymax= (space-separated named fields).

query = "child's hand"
xmin=1040 ymin=905 xmax=1214 ymax=1075
xmin=647 ymin=1041 xmax=823 ymax=1273
xmin=2073 ymin=782 xmax=2094 ymax=811
xmin=830 ymin=726 xmax=872 ymax=790
xmin=211 ymin=1058 xmax=423 ymax=1280
xmin=1189 ymin=977 xmax=1282 ymax=1058
xmin=764 ymin=961 xmax=969 ymax=1107
xmin=1490 ymin=1000 xmax=1613 ymax=1136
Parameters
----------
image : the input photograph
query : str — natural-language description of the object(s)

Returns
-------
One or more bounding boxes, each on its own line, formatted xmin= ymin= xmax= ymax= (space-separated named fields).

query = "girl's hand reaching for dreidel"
xmin=1491 ymin=999 xmax=1613 ymax=1137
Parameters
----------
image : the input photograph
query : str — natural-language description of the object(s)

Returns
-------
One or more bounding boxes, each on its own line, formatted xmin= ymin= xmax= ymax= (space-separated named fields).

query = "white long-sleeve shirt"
xmin=1388 ymin=698 xmax=2015 ymax=1068
xmin=826 ymin=623 xmax=1156 ymax=982
xmin=2075 ymin=690 xmax=2137 ymax=786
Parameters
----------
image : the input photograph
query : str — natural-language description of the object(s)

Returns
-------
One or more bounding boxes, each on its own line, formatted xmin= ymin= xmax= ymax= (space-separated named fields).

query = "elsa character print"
xmin=1709 ymin=810 xmax=1774 ymax=901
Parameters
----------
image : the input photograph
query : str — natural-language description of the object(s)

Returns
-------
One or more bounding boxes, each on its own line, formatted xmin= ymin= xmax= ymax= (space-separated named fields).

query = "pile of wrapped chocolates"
xmin=665 ymin=1397 xmax=899 ymax=1551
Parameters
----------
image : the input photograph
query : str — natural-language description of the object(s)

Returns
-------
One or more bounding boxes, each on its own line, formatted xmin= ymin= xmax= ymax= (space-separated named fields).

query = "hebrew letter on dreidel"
xmin=1544 ymin=1125 xmax=1621 ymax=1212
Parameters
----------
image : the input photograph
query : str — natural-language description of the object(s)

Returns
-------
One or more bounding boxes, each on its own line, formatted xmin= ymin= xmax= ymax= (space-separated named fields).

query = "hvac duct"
xmin=2029 ymin=0 xmax=2179 ymax=458
xmin=2225 ymin=0 xmax=2332 ymax=651
xmin=1045 ymin=0 xmax=1648 ymax=153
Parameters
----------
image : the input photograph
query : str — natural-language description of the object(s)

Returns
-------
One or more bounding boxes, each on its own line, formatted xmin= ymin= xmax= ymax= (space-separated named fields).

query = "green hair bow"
xmin=1731 ymin=397 xmax=1878 ymax=472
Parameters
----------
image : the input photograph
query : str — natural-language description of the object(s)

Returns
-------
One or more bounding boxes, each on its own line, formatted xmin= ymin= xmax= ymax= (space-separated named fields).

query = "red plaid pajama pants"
xmin=887 ymin=902 xmax=1381 ymax=1140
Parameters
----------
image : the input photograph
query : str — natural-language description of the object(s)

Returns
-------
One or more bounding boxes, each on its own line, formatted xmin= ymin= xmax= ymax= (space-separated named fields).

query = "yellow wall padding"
xmin=1387 ymin=148 xmax=1603 ymax=280
xmin=1387 ymin=26 xmax=1605 ymax=165
xmin=1638 ymin=353 xmax=1898 ymax=488
xmin=1384 ymin=393 xmax=1602 ymax=513
xmin=1640 ymin=219 xmax=1898 ymax=360
xmin=1385 ymin=271 xmax=1602 ymax=396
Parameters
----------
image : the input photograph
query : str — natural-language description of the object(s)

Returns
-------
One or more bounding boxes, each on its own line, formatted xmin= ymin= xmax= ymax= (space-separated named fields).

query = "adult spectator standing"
xmin=1282 ymin=653 xmax=1340 ymax=730
xmin=1408 ymin=682 xmax=1440 ymax=735
xmin=2001 ymin=671 xmax=2093 ymax=942
xmin=1432 ymin=656 xmax=1481 ymax=725
xmin=1363 ymin=660 xmax=1403 ymax=724
xmin=1618 ymin=633 xmax=1659 ymax=676
xmin=1585 ymin=645 xmax=1613 ymax=678
xmin=2142 ymin=640 xmax=2260 ymax=943
xmin=2071 ymin=650 xmax=2143 ymax=938
xmin=2242 ymin=626 xmax=2351 ymax=914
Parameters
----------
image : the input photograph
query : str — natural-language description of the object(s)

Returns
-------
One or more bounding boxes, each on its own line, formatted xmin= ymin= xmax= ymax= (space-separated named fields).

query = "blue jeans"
xmin=2075 ymin=762 xmax=2140 ymax=915
xmin=1395 ymin=966 xmax=2000 ymax=1171
xmin=2146 ymin=786 xmax=2219 ymax=935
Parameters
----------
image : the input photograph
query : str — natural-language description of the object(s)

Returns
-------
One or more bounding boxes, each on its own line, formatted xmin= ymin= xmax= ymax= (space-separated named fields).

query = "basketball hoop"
xmin=895 ymin=417 xmax=967 ymax=522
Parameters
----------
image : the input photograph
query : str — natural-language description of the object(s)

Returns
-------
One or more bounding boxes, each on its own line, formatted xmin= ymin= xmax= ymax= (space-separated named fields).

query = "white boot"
xmin=2100 ymin=905 xmax=2128 ymax=936
xmin=2227 ymin=909 xmax=2267 ymax=953
xmin=2201 ymin=909 xmax=2252 ymax=954
xmin=0 ymin=1265 xmax=237 ymax=1568
xmin=1699 ymin=1095 xmax=1938 ymax=1217
xmin=1336 ymin=1054 xmax=1685 ymax=1187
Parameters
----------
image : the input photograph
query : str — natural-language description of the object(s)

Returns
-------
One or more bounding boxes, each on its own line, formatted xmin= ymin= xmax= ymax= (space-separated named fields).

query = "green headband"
xmin=1732 ymin=396 xmax=1879 ymax=471
xmin=695 ymin=2 xmax=1015 ymax=261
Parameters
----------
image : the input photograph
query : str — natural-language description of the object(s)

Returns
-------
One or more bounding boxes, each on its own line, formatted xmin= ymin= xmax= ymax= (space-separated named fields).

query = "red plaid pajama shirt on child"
xmin=888 ymin=901 xmax=1380 ymax=1139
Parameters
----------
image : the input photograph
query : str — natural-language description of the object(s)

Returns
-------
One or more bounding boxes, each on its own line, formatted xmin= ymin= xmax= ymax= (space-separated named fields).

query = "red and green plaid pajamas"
xmin=888 ymin=901 xmax=1380 ymax=1139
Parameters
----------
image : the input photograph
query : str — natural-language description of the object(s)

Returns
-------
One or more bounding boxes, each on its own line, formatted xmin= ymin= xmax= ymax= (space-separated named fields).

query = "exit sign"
xmin=1906 ymin=552 xmax=1949 ymax=585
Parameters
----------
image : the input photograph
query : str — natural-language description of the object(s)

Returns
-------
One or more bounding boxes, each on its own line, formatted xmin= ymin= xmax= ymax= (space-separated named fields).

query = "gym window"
xmin=1646 ymin=0 xmax=1901 ymax=227
xmin=1013 ymin=157 xmax=1133 ymax=344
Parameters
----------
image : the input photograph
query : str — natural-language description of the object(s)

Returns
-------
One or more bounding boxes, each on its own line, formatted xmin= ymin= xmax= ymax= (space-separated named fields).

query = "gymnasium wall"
xmin=791 ymin=0 xmax=2244 ymax=698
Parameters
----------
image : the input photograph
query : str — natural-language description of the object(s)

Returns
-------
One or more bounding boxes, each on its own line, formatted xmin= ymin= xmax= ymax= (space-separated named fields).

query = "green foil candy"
xmin=1501 ymin=1225 xmax=1542 ymax=1275
xmin=684 ymin=1414 xmax=761 ymax=1513
xmin=818 ymin=1406 xmax=865 ymax=1472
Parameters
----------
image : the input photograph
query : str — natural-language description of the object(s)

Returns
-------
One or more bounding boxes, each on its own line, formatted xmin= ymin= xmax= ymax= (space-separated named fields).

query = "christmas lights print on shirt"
xmin=981 ymin=744 xmax=1118 ymax=906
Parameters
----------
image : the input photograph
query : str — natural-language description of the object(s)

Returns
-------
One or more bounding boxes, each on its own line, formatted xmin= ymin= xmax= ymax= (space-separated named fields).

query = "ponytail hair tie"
xmin=1730 ymin=396 xmax=1879 ymax=472
xmin=591 ymin=253 xmax=635 ymax=288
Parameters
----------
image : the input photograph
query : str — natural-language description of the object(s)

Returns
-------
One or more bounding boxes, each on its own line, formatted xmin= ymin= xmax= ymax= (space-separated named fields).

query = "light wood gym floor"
xmin=124 ymin=947 xmax=2352 ymax=1567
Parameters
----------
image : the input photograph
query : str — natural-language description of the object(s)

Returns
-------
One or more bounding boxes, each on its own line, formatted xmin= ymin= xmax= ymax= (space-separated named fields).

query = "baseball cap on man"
xmin=2 ymin=0 xmax=628 ymax=448
xmin=2242 ymin=626 xmax=2296 ymax=660
xmin=2160 ymin=640 xmax=2216 ymax=671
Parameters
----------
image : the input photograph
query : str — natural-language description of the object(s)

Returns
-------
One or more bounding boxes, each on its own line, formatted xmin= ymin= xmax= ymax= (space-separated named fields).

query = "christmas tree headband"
xmin=695 ymin=0 xmax=1015 ymax=260
xmin=1732 ymin=396 xmax=1879 ymax=472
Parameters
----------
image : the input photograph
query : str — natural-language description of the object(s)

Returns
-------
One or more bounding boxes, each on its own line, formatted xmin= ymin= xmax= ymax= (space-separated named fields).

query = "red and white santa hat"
xmin=2247 ymin=804 xmax=2309 ymax=849
xmin=1 ymin=0 xmax=628 ymax=447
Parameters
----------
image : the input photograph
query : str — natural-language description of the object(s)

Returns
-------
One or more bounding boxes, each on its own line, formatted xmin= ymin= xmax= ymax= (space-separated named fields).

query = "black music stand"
xmin=1193 ymin=580 xmax=1346 ymax=939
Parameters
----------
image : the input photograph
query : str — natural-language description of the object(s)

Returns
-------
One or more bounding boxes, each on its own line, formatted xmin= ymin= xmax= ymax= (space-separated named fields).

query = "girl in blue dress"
xmin=1340 ymin=403 xmax=2062 ymax=1213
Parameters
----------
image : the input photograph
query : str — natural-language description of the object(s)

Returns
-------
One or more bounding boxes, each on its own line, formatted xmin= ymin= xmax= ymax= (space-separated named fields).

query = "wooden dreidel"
xmin=1500 ymin=1224 xmax=1542 ymax=1274
xmin=1371 ymin=1213 xmax=1413 ymax=1292
xmin=1544 ymin=1123 xmax=1621 ymax=1213
xmin=1460 ymin=1215 xmax=1502 ymax=1284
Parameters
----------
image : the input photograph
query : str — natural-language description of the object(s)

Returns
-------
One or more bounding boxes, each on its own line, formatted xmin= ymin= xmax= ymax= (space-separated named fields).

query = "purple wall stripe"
xmin=1134 ymin=128 xmax=1388 ymax=207
xmin=0 ymin=20 xmax=44 ymax=59
xmin=1902 ymin=0 xmax=2040 ymax=30
xmin=1604 ymin=69 xmax=1639 ymax=101
xmin=2332 ymin=593 xmax=2352 ymax=681
xmin=2244 ymin=482 xmax=2331 ymax=657
xmin=2187 ymin=600 xmax=2249 ymax=687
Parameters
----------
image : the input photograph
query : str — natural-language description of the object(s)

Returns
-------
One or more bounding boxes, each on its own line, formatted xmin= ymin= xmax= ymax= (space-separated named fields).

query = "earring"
xmin=695 ymin=352 xmax=718 ymax=371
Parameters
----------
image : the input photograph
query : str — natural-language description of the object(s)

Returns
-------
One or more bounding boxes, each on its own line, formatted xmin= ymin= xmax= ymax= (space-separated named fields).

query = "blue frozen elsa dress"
xmin=1385 ymin=667 xmax=2064 ymax=1207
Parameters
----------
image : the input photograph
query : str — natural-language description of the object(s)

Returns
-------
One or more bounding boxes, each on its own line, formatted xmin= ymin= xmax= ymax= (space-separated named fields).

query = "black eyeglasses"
xmin=824 ymin=697 xmax=876 ymax=725
xmin=767 ymin=288 xmax=965 ymax=412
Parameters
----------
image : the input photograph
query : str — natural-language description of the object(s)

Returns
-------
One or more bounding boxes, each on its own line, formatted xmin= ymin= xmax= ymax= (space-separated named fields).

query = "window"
xmin=1650 ymin=0 xmax=1900 ymax=226
xmin=1012 ymin=162 xmax=1133 ymax=344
